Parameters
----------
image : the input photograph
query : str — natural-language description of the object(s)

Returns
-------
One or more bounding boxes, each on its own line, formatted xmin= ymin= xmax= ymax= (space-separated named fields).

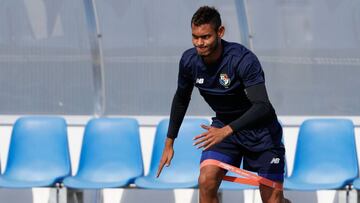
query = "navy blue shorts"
xmin=200 ymin=118 xmax=285 ymax=182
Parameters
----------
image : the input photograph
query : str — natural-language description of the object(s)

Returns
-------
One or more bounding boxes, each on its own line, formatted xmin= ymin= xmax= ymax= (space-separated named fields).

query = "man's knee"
xmin=198 ymin=166 xmax=224 ymax=193
xmin=198 ymin=173 xmax=219 ymax=192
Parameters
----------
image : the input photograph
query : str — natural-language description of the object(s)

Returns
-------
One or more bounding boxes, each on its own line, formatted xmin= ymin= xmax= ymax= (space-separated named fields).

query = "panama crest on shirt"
xmin=219 ymin=73 xmax=231 ymax=88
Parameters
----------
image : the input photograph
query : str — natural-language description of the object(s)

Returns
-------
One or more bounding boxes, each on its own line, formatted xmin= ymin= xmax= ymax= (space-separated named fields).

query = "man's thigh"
xmin=243 ymin=147 xmax=285 ymax=182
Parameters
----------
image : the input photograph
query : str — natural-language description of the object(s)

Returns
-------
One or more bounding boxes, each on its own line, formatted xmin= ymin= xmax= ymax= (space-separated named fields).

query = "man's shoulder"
xmin=180 ymin=47 xmax=198 ymax=66
xmin=223 ymin=40 xmax=252 ymax=58
xmin=181 ymin=47 xmax=197 ymax=59
xmin=223 ymin=40 xmax=260 ymax=69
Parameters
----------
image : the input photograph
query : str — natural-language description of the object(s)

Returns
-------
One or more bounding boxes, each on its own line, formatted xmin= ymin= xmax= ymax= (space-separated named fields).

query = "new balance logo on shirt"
xmin=196 ymin=78 xmax=204 ymax=84
xmin=270 ymin=158 xmax=280 ymax=164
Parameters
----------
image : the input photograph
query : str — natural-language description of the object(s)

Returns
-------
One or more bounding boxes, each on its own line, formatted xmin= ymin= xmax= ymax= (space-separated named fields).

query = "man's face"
xmin=191 ymin=23 xmax=223 ymax=57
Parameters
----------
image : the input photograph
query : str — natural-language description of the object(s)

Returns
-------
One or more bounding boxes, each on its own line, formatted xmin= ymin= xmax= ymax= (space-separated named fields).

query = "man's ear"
xmin=217 ymin=26 xmax=225 ymax=38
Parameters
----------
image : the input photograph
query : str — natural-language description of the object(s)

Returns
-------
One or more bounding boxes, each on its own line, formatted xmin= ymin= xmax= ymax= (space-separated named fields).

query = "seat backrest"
xmin=75 ymin=118 xmax=143 ymax=182
xmin=291 ymin=119 xmax=358 ymax=184
xmin=148 ymin=118 xmax=209 ymax=183
xmin=277 ymin=119 xmax=288 ymax=177
xmin=4 ymin=117 xmax=71 ymax=182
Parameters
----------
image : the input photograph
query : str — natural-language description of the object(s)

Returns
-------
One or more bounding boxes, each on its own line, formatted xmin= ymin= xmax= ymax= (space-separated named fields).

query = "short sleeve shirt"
xmin=177 ymin=40 xmax=266 ymax=123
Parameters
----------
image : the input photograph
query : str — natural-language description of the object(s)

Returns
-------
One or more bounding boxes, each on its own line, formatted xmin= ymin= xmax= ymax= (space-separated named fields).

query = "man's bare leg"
xmin=198 ymin=165 xmax=226 ymax=203
xmin=259 ymin=184 xmax=291 ymax=203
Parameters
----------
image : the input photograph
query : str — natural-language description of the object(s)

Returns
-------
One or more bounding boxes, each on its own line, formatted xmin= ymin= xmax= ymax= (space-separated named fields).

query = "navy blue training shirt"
xmin=168 ymin=39 xmax=280 ymax=150
xmin=179 ymin=40 xmax=274 ymax=119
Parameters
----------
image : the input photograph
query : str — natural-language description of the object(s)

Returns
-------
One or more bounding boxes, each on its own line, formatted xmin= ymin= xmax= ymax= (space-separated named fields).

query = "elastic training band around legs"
xmin=200 ymin=159 xmax=283 ymax=190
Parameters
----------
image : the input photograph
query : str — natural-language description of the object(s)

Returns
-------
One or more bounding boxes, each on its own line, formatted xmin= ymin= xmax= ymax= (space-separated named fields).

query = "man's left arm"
xmin=228 ymin=83 xmax=274 ymax=132
xmin=193 ymin=83 xmax=273 ymax=150
xmin=229 ymin=53 xmax=275 ymax=132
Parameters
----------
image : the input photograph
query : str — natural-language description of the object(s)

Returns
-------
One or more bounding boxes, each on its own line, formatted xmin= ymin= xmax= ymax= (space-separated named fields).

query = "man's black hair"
xmin=191 ymin=6 xmax=222 ymax=30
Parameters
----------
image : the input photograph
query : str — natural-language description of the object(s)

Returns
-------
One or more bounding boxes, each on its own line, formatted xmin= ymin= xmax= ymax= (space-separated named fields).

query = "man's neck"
xmin=203 ymin=41 xmax=223 ymax=65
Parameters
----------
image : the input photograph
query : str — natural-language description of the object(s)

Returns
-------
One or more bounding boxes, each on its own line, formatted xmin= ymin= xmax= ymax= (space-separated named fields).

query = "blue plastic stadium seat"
xmin=351 ymin=178 xmax=360 ymax=189
xmin=351 ymin=140 xmax=360 ymax=189
xmin=63 ymin=118 xmax=144 ymax=189
xmin=134 ymin=118 xmax=209 ymax=189
xmin=0 ymin=117 xmax=71 ymax=188
xmin=284 ymin=119 xmax=358 ymax=190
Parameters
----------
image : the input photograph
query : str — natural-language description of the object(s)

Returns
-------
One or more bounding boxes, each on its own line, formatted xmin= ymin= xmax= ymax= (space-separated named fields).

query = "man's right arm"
xmin=157 ymin=57 xmax=194 ymax=177
xmin=156 ymin=88 xmax=193 ymax=177
xmin=167 ymin=88 xmax=193 ymax=139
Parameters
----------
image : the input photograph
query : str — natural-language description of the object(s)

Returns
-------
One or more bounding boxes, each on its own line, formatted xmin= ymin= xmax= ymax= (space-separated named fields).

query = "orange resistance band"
xmin=200 ymin=159 xmax=283 ymax=191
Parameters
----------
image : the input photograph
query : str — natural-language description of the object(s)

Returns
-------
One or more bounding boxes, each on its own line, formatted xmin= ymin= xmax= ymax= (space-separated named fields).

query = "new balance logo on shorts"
xmin=270 ymin=158 xmax=280 ymax=164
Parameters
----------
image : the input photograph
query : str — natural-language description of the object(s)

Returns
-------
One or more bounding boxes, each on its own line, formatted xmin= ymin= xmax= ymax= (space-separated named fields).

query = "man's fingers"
xmin=194 ymin=136 xmax=213 ymax=148
xmin=193 ymin=136 xmax=207 ymax=146
xmin=201 ymin=124 xmax=211 ymax=130
xmin=203 ymin=141 xmax=215 ymax=151
xmin=197 ymin=140 xmax=210 ymax=149
xmin=203 ymin=144 xmax=213 ymax=151
xmin=156 ymin=160 xmax=166 ymax=178
xmin=193 ymin=132 xmax=207 ymax=140
xmin=165 ymin=157 xmax=172 ymax=166
xmin=157 ymin=152 xmax=174 ymax=178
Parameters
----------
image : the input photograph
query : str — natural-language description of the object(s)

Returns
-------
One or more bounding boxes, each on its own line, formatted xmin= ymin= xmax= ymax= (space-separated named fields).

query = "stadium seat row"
xmin=0 ymin=117 xmax=359 ymax=192
xmin=0 ymin=117 xmax=207 ymax=190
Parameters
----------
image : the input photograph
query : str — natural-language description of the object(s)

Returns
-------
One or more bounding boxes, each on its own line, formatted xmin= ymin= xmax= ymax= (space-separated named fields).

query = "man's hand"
xmin=156 ymin=138 xmax=175 ymax=178
xmin=193 ymin=125 xmax=233 ymax=150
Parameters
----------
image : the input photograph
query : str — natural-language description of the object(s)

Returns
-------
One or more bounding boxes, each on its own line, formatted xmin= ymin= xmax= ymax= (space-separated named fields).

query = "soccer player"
xmin=156 ymin=6 xmax=290 ymax=203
